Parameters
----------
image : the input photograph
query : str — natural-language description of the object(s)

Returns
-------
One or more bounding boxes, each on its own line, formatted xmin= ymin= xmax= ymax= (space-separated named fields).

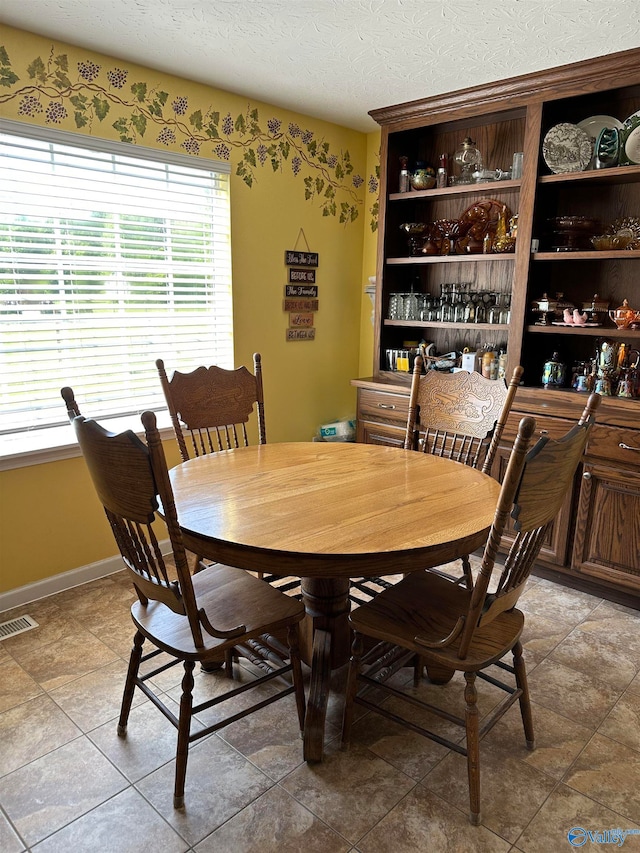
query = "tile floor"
xmin=1 ymin=564 xmax=640 ymax=852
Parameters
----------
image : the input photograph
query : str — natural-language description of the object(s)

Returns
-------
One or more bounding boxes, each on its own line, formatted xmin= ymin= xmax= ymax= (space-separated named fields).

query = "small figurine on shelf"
xmin=542 ymin=351 xmax=567 ymax=388
xmin=492 ymin=205 xmax=516 ymax=253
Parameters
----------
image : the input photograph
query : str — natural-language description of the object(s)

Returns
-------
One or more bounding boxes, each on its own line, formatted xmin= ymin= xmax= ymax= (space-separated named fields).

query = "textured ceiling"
xmin=2 ymin=0 xmax=639 ymax=132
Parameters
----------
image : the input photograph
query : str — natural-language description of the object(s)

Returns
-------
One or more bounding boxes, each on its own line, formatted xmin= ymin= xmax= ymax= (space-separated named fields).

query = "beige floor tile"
xmin=357 ymin=785 xmax=510 ymax=852
xmin=483 ymin=701 xmax=593 ymax=780
xmin=550 ymin=626 xmax=638 ymax=691
xmin=49 ymin=659 xmax=145 ymax=732
xmin=195 ymin=783 xmax=350 ymax=853
xmin=88 ymin=700 xmax=184 ymax=783
xmin=280 ymin=740 xmax=414 ymax=844
xmin=344 ymin=706 xmax=450 ymax=781
xmin=526 ymin=658 xmax=621 ymax=729
xmin=0 ymin=812 xmax=24 ymax=853
xmin=137 ymin=734 xmax=273 ymax=847
xmin=0 ymin=736 xmax=127 ymax=846
xmin=574 ymin=607 xmax=640 ymax=669
xmin=598 ymin=691 xmax=640 ymax=752
xmin=0 ymin=695 xmax=81 ymax=776
xmin=564 ymin=733 xmax=640 ymax=824
xmin=519 ymin=582 xmax=601 ymax=619
xmin=519 ymin=611 xmax=572 ymax=659
xmin=627 ymin=671 xmax=640 ymax=696
xmin=422 ymin=749 xmax=556 ymax=843
xmin=49 ymin=577 xmax=135 ymax=621
xmin=517 ymin=782 xmax=640 ymax=852
xmin=0 ymin=657 xmax=43 ymax=712
xmin=219 ymin=692 xmax=306 ymax=781
xmin=1 ymin=602 xmax=83 ymax=662
xmin=16 ymin=631 xmax=119 ymax=692
xmin=29 ymin=786 xmax=187 ymax=853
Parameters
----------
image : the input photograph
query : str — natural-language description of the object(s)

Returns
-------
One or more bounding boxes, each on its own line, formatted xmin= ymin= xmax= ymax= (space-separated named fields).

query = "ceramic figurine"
xmin=573 ymin=309 xmax=588 ymax=325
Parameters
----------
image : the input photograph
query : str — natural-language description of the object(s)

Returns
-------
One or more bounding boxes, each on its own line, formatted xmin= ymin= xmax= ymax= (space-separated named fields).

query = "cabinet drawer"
xmin=585 ymin=425 xmax=640 ymax=471
xmin=502 ymin=412 xmax=576 ymax=443
xmin=358 ymin=388 xmax=410 ymax=426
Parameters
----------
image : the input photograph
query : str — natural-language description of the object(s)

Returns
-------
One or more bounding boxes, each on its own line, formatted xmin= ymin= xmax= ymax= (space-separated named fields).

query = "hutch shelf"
xmin=353 ymin=47 xmax=640 ymax=604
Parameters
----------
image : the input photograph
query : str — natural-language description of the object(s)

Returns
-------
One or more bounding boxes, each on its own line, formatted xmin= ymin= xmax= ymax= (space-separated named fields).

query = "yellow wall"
xmin=0 ymin=26 xmax=379 ymax=595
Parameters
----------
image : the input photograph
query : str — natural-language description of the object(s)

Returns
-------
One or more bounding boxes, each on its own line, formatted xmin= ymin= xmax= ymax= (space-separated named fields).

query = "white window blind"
xmin=0 ymin=122 xmax=232 ymax=434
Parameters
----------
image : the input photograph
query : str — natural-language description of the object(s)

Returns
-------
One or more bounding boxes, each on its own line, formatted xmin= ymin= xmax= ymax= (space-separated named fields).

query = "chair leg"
xmin=413 ymin=654 xmax=425 ymax=686
xmin=513 ymin=641 xmax=535 ymax=749
xmin=341 ymin=631 xmax=363 ymax=747
xmin=288 ymin=624 xmax=307 ymax=732
xmin=173 ymin=660 xmax=195 ymax=809
xmin=117 ymin=630 xmax=144 ymax=736
xmin=460 ymin=555 xmax=474 ymax=589
xmin=464 ymin=671 xmax=481 ymax=825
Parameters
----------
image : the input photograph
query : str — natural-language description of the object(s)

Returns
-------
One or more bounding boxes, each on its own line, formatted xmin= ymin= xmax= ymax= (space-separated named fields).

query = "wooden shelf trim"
xmin=385 ymin=319 xmax=510 ymax=331
xmin=387 ymin=254 xmax=515 ymax=265
xmin=526 ymin=324 xmax=640 ymax=338
xmin=533 ymin=251 xmax=640 ymax=261
xmin=388 ymin=179 xmax=521 ymax=201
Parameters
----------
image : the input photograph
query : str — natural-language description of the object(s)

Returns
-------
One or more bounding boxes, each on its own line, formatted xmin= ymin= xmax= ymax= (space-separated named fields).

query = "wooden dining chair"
xmin=406 ymin=357 xmax=523 ymax=587
xmin=342 ymin=393 xmax=600 ymax=825
xmin=348 ymin=362 xmax=523 ymax=603
xmin=156 ymin=353 xmax=284 ymax=582
xmin=156 ymin=353 xmax=266 ymax=462
xmin=65 ymin=395 xmax=306 ymax=809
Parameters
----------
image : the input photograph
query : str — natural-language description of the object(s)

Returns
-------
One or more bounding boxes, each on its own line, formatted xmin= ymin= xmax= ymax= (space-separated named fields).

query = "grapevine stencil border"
xmin=0 ymin=44 xmax=379 ymax=230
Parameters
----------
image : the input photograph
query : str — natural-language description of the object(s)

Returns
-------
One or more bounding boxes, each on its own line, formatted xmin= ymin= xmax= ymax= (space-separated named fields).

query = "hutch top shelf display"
xmin=368 ymin=48 xmax=640 ymax=400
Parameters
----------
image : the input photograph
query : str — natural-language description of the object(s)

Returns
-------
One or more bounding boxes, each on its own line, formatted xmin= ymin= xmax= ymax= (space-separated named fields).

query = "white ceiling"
xmin=2 ymin=0 xmax=640 ymax=132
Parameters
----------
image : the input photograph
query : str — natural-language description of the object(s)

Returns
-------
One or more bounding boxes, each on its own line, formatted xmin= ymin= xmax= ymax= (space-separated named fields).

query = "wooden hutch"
xmin=352 ymin=48 xmax=640 ymax=604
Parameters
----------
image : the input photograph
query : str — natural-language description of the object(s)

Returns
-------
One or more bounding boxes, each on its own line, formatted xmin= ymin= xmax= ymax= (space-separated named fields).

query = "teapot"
xmin=609 ymin=299 xmax=636 ymax=329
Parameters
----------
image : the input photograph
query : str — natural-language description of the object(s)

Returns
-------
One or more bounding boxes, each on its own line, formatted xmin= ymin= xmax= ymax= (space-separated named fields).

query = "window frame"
xmin=0 ymin=119 xmax=232 ymax=467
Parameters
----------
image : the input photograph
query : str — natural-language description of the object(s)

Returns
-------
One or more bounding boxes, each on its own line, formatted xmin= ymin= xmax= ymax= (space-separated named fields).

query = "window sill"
xmin=0 ymin=411 xmax=175 ymax=471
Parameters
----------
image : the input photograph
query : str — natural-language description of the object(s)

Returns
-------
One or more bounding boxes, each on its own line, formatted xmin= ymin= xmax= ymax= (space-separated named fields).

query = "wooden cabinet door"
xmin=572 ymin=463 xmax=640 ymax=590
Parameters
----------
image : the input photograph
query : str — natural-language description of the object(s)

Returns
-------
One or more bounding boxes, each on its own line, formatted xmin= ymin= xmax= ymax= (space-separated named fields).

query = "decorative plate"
xmin=577 ymin=114 xmax=624 ymax=140
xmin=623 ymin=109 xmax=640 ymax=130
xmin=542 ymin=123 xmax=592 ymax=174
xmin=595 ymin=126 xmax=620 ymax=167
xmin=551 ymin=321 xmax=601 ymax=327
xmin=624 ymin=125 xmax=640 ymax=164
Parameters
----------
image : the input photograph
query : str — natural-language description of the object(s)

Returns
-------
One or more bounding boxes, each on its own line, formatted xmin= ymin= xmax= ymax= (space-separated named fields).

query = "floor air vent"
xmin=0 ymin=615 xmax=39 ymax=640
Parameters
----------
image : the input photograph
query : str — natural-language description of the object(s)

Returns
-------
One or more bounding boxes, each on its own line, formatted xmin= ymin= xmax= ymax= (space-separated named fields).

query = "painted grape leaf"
xmin=131 ymin=82 xmax=147 ymax=102
xmin=92 ymin=96 xmax=109 ymax=120
xmin=131 ymin=114 xmax=147 ymax=135
xmin=27 ymin=57 xmax=47 ymax=83
xmin=0 ymin=68 xmax=19 ymax=87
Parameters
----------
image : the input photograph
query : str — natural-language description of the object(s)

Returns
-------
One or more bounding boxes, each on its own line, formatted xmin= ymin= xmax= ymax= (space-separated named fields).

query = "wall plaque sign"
xmin=286 ymin=328 xmax=316 ymax=341
xmin=284 ymin=250 xmax=318 ymax=267
xmin=289 ymin=312 xmax=314 ymax=327
xmin=286 ymin=284 xmax=318 ymax=297
xmin=283 ymin=298 xmax=319 ymax=312
xmin=288 ymin=268 xmax=316 ymax=283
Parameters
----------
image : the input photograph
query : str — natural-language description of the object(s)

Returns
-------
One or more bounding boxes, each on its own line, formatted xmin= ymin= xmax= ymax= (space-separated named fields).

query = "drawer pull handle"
xmin=378 ymin=403 xmax=396 ymax=410
xmin=539 ymin=429 xmax=549 ymax=435
xmin=583 ymin=471 xmax=592 ymax=480
xmin=619 ymin=442 xmax=640 ymax=453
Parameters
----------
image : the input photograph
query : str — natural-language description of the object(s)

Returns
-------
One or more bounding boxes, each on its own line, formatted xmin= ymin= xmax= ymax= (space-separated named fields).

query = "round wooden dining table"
xmin=168 ymin=441 xmax=501 ymax=761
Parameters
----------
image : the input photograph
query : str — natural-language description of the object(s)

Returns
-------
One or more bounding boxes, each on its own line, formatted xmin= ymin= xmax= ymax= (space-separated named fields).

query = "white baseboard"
xmin=0 ymin=541 xmax=170 ymax=614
